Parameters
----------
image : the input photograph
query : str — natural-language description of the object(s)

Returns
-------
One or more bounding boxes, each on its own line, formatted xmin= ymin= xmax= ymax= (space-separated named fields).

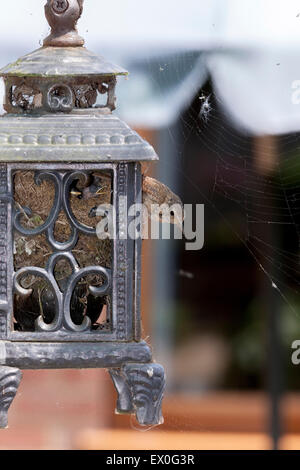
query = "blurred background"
xmin=1 ymin=0 xmax=300 ymax=450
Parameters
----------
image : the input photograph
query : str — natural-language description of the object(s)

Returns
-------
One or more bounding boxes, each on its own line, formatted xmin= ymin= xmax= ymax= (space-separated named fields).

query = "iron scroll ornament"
xmin=12 ymin=170 xmax=111 ymax=333
xmin=47 ymin=84 xmax=74 ymax=113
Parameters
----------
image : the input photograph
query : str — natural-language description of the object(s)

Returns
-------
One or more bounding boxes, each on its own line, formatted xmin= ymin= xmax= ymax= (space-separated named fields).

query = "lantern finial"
xmin=43 ymin=0 xmax=85 ymax=47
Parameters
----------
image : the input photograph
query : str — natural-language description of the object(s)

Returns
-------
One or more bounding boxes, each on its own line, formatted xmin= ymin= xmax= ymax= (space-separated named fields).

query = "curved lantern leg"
xmin=110 ymin=363 xmax=165 ymax=426
xmin=0 ymin=367 xmax=22 ymax=429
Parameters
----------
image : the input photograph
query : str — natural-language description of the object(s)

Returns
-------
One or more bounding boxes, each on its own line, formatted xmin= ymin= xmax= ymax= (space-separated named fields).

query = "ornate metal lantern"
xmin=0 ymin=0 xmax=165 ymax=428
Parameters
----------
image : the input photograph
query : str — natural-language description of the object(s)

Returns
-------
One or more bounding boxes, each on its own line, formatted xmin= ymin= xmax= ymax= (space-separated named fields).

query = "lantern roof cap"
xmin=0 ymin=0 xmax=128 ymax=79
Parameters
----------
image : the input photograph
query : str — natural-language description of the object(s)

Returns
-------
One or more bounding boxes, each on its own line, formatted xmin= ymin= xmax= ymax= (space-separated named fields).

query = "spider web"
xmin=145 ymin=52 xmax=300 ymax=318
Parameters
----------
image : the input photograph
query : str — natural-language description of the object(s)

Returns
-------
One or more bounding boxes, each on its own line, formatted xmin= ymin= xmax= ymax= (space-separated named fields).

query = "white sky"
xmin=1 ymin=0 xmax=300 ymax=57
xmin=1 ymin=1 xmax=300 ymax=134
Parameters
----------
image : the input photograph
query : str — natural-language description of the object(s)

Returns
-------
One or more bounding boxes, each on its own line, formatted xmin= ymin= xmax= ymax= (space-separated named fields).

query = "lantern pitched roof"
xmin=0 ymin=46 xmax=128 ymax=79
xmin=0 ymin=0 xmax=128 ymax=80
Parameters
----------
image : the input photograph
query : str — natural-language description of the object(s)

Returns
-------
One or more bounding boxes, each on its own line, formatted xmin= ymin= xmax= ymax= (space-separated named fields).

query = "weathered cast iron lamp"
xmin=0 ymin=0 xmax=165 ymax=428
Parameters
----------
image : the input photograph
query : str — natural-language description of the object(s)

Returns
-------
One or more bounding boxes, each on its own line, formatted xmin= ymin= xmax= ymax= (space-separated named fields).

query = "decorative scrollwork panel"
xmin=0 ymin=164 xmax=9 ymax=339
xmin=11 ymin=168 xmax=113 ymax=336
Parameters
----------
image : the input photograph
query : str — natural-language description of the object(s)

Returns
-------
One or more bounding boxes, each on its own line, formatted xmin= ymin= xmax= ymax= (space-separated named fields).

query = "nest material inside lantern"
xmin=12 ymin=171 xmax=112 ymax=331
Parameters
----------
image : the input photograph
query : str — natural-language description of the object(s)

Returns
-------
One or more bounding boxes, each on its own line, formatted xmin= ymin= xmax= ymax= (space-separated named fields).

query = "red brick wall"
xmin=1 ymin=369 xmax=112 ymax=450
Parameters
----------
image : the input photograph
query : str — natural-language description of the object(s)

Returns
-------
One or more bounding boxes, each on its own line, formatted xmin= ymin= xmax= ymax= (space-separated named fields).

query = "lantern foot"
xmin=0 ymin=367 xmax=22 ymax=429
xmin=110 ymin=363 xmax=165 ymax=426
xmin=110 ymin=368 xmax=134 ymax=414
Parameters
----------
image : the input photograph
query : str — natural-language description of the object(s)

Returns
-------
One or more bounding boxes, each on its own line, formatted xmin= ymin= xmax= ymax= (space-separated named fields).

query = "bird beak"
xmin=70 ymin=190 xmax=82 ymax=197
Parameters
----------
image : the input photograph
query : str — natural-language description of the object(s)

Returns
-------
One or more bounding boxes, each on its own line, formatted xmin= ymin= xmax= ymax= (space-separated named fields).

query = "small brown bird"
xmin=72 ymin=173 xmax=183 ymax=227
xmin=142 ymin=176 xmax=184 ymax=226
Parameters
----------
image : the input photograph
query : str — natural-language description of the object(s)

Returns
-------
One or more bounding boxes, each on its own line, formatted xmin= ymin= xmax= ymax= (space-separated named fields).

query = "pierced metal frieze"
xmin=0 ymin=164 xmax=8 ymax=339
xmin=4 ymin=77 xmax=117 ymax=114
